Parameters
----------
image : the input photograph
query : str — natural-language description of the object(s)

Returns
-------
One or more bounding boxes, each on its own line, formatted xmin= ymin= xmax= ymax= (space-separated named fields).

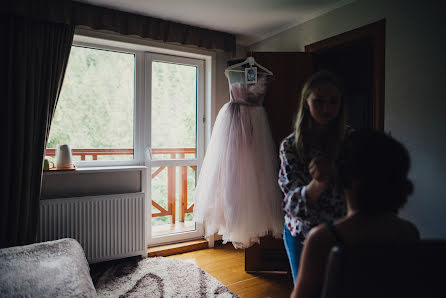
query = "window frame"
xmin=51 ymin=39 xmax=144 ymax=167
xmin=145 ymin=52 xmax=205 ymax=167
xmin=49 ymin=33 xmax=212 ymax=246
xmin=145 ymin=52 xmax=205 ymax=245
xmin=50 ymin=35 xmax=209 ymax=169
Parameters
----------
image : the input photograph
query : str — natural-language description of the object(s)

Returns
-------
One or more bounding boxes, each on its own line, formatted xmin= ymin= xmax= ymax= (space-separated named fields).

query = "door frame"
xmin=304 ymin=19 xmax=386 ymax=131
xmin=144 ymin=52 xmax=205 ymax=246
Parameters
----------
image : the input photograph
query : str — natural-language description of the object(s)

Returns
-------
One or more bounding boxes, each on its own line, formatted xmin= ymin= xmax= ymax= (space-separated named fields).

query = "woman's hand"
xmin=306 ymin=156 xmax=334 ymax=203
xmin=309 ymin=156 xmax=334 ymax=183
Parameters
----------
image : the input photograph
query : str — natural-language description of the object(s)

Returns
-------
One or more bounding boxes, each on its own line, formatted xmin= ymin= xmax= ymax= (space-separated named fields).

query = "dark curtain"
xmin=4 ymin=0 xmax=236 ymax=53
xmin=0 ymin=14 xmax=74 ymax=248
xmin=70 ymin=1 xmax=235 ymax=53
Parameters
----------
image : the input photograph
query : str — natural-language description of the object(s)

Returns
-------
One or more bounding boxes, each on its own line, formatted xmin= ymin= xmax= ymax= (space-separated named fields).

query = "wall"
xmin=250 ymin=0 xmax=446 ymax=238
xmin=42 ymin=168 xmax=143 ymax=198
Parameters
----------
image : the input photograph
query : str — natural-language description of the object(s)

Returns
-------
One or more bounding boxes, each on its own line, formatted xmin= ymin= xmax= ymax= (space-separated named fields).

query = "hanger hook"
xmin=247 ymin=56 xmax=255 ymax=66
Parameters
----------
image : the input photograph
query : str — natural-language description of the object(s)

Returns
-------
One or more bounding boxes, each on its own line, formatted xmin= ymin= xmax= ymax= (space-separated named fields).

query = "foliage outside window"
xmin=46 ymin=46 xmax=135 ymax=162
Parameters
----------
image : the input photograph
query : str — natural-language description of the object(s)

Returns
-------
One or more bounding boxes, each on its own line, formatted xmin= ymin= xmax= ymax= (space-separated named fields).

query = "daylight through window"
xmin=46 ymin=46 xmax=135 ymax=162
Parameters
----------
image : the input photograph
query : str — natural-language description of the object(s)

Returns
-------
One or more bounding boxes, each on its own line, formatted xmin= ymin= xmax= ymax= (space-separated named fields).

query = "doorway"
xmin=146 ymin=53 xmax=205 ymax=246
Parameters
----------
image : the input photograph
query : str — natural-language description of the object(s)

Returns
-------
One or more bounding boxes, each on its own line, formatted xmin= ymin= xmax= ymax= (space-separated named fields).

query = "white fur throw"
xmin=0 ymin=238 xmax=96 ymax=297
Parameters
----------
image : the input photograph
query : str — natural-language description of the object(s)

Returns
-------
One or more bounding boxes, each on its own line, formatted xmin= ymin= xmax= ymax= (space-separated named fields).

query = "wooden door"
xmin=244 ymin=52 xmax=314 ymax=272
xmin=305 ymin=19 xmax=385 ymax=131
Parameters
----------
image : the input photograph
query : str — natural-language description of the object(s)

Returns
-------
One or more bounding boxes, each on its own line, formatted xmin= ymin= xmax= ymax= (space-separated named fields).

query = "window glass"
xmin=151 ymin=61 xmax=197 ymax=160
xmin=46 ymin=46 xmax=135 ymax=162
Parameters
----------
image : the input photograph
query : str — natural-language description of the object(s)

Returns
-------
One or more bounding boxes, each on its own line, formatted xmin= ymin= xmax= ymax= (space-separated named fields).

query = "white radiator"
xmin=38 ymin=192 xmax=146 ymax=263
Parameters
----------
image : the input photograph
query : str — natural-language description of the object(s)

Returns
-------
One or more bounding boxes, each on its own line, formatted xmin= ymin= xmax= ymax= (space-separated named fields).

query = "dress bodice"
xmin=228 ymin=72 xmax=268 ymax=106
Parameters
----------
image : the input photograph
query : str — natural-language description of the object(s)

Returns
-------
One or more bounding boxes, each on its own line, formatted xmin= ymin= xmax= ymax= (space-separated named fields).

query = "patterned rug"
xmin=91 ymin=256 xmax=239 ymax=297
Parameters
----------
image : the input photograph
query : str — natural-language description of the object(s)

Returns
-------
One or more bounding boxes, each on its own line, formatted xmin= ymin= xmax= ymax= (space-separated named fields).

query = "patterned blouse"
xmin=278 ymin=132 xmax=349 ymax=243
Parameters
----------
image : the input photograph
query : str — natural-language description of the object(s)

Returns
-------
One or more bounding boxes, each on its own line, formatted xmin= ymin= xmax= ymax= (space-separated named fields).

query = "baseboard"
xmin=147 ymin=239 xmax=209 ymax=257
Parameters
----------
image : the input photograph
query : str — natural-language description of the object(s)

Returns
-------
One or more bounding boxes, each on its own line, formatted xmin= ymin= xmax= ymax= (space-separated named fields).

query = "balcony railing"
xmin=45 ymin=148 xmax=134 ymax=161
xmin=45 ymin=147 xmax=196 ymax=224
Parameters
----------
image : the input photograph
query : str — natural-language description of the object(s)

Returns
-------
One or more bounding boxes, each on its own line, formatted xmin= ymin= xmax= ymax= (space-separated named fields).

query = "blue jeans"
xmin=283 ymin=224 xmax=304 ymax=284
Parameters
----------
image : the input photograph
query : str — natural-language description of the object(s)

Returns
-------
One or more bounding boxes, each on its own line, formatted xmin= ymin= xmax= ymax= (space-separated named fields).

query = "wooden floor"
xmin=168 ymin=242 xmax=294 ymax=298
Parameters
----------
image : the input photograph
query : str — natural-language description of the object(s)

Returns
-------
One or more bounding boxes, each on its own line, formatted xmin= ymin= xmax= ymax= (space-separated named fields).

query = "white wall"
xmin=250 ymin=0 xmax=446 ymax=238
xmin=42 ymin=169 xmax=142 ymax=198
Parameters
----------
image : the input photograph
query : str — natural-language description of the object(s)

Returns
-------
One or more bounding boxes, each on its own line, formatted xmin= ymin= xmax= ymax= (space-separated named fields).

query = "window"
xmin=45 ymin=35 xmax=207 ymax=245
xmin=46 ymin=45 xmax=136 ymax=165
xmin=151 ymin=60 xmax=198 ymax=160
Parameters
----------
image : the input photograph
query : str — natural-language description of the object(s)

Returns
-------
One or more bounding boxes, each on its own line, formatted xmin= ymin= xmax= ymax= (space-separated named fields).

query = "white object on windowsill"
xmin=56 ymin=144 xmax=73 ymax=169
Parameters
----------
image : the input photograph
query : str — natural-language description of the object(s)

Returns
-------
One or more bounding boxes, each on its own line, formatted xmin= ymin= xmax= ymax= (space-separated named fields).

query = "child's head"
xmin=294 ymin=70 xmax=346 ymax=154
xmin=337 ymin=130 xmax=413 ymax=215
xmin=301 ymin=71 xmax=343 ymax=126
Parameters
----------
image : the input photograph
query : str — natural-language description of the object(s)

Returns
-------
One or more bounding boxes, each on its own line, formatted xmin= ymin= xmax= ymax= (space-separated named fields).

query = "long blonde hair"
xmin=294 ymin=70 xmax=346 ymax=159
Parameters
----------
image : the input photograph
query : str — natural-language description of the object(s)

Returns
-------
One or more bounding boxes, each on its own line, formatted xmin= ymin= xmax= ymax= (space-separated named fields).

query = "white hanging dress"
xmin=193 ymin=71 xmax=283 ymax=249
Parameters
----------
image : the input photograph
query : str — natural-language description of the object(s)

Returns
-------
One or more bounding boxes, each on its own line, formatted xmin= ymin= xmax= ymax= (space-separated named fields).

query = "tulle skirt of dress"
xmin=193 ymin=102 xmax=284 ymax=248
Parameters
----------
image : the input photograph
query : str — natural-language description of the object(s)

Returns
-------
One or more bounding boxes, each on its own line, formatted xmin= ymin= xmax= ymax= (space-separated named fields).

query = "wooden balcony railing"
xmin=150 ymin=148 xmax=196 ymax=224
xmin=45 ymin=147 xmax=196 ymax=224
xmin=45 ymin=148 xmax=133 ymax=161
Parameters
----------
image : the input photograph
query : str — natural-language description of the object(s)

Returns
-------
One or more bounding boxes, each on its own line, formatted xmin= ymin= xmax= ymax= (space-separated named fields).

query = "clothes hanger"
xmin=224 ymin=56 xmax=273 ymax=78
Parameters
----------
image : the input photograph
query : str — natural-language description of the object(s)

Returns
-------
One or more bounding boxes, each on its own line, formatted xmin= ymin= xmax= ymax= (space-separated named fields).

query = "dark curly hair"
xmin=337 ymin=130 xmax=413 ymax=215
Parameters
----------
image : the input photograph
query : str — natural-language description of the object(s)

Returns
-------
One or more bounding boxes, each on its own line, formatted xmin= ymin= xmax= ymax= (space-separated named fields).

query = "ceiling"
xmin=76 ymin=0 xmax=355 ymax=46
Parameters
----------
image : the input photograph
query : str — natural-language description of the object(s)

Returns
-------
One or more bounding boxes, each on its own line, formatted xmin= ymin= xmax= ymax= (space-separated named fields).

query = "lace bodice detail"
xmin=228 ymin=72 xmax=268 ymax=106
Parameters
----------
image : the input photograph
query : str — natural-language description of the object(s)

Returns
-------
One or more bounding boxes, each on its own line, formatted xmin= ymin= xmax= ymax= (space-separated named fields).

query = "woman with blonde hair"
xmin=278 ymin=70 xmax=351 ymax=283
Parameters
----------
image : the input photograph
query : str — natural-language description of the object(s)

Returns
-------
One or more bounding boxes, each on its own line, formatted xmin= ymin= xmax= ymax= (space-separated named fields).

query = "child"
xmin=279 ymin=70 xmax=351 ymax=283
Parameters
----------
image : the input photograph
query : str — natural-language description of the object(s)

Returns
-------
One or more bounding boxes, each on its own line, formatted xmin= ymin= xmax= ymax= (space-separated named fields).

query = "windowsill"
xmin=43 ymin=165 xmax=147 ymax=175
